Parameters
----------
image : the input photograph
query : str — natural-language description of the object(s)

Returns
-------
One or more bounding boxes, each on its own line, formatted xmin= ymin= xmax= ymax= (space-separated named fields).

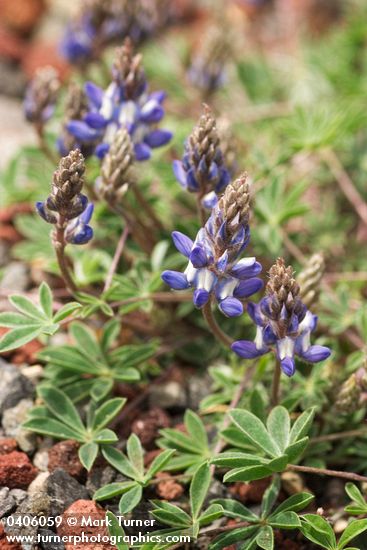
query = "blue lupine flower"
xmin=24 ymin=67 xmax=60 ymax=125
xmin=232 ymin=258 xmax=331 ymax=376
xmin=60 ymin=18 xmax=95 ymax=65
xmin=36 ymin=150 xmax=94 ymax=247
xmin=66 ymin=40 xmax=172 ymax=160
xmin=173 ymin=106 xmax=231 ymax=209
xmin=65 ymin=202 xmax=94 ymax=245
xmin=162 ymin=174 xmax=263 ymax=317
xmin=187 ymin=26 xmax=230 ymax=96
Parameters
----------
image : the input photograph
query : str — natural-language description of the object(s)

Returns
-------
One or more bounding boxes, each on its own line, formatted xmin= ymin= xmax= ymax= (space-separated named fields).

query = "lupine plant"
xmin=2 ymin=1 xmax=367 ymax=549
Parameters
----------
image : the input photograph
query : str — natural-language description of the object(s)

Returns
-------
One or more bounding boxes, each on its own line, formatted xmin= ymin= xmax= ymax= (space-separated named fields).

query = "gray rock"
xmin=4 ymin=512 xmax=36 ymax=550
xmin=46 ymin=468 xmax=89 ymax=516
xmin=0 ymin=487 xmax=16 ymax=518
xmin=0 ymin=362 xmax=34 ymax=416
xmin=9 ymin=488 xmax=27 ymax=505
xmin=149 ymin=380 xmax=186 ymax=409
xmin=0 ymin=262 xmax=30 ymax=292
xmin=20 ymin=365 xmax=44 ymax=385
xmin=38 ymin=529 xmax=65 ymax=550
xmin=2 ymin=398 xmax=37 ymax=453
xmin=186 ymin=373 xmax=212 ymax=410
xmin=86 ymin=465 xmax=121 ymax=496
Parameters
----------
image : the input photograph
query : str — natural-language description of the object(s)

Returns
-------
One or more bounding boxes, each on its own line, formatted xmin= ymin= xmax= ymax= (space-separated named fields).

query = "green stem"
xmin=202 ymin=301 xmax=233 ymax=348
xmin=53 ymin=223 xmax=77 ymax=293
xmin=271 ymin=360 xmax=281 ymax=407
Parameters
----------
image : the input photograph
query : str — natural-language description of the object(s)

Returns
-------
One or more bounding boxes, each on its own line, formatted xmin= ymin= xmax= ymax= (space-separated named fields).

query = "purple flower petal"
xmin=140 ymin=102 xmax=164 ymax=123
xmin=84 ymin=112 xmax=107 ymax=129
xmin=208 ymin=162 xmax=219 ymax=181
xmin=173 ymin=160 xmax=187 ymax=188
xmin=247 ymin=302 xmax=264 ymax=325
xmin=67 ymin=120 xmax=98 ymax=142
xmin=232 ymin=340 xmax=266 ymax=359
xmin=35 ymin=201 xmax=57 ymax=224
xmin=190 ymin=246 xmax=208 ymax=268
xmin=79 ymin=202 xmax=94 ymax=224
xmin=172 ymin=231 xmax=193 ymax=257
xmin=134 ymin=142 xmax=151 ymax=161
xmin=69 ymin=225 xmax=93 ymax=245
xmin=144 ymin=129 xmax=172 ymax=148
xmin=201 ymin=191 xmax=218 ymax=209
xmin=149 ymin=90 xmax=167 ymax=104
xmin=161 ymin=270 xmax=189 ymax=290
xmin=186 ymin=168 xmax=199 ymax=191
xmin=95 ymin=142 xmax=110 ymax=159
xmin=280 ymin=357 xmax=295 ymax=377
xmin=193 ymin=288 xmax=210 ymax=308
xmin=231 ymin=259 xmax=262 ymax=279
xmin=234 ymin=278 xmax=264 ymax=298
xmin=85 ymin=82 xmax=103 ymax=108
xmin=218 ymin=297 xmax=243 ymax=317
xmin=299 ymin=345 xmax=331 ymax=363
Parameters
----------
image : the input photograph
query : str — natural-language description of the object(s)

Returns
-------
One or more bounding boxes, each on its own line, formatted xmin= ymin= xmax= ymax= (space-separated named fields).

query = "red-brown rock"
xmin=131 ymin=407 xmax=170 ymax=449
xmin=0 ymin=438 xmax=17 ymax=455
xmin=0 ymin=0 xmax=47 ymax=35
xmin=21 ymin=41 xmax=69 ymax=80
xmin=12 ymin=339 xmax=44 ymax=365
xmin=48 ymin=440 xmax=85 ymax=482
xmin=0 ymin=451 xmax=37 ymax=489
xmin=58 ymin=500 xmax=115 ymax=550
xmin=0 ymin=25 xmax=26 ymax=61
xmin=229 ymin=478 xmax=271 ymax=504
xmin=155 ymin=472 xmax=184 ymax=501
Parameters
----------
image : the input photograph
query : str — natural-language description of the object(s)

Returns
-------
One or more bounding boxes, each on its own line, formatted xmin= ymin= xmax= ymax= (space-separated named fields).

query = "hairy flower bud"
xmin=188 ymin=25 xmax=232 ymax=95
xmin=112 ymin=38 xmax=146 ymax=99
xmin=48 ymin=150 xmax=87 ymax=220
xmin=36 ymin=151 xmax=94 ymax=245
xmin=98 ymin=128 xmax=136 ymax=201
xmin=24 ymin=66 xmax=60 ymax=125
xmin=298 ymin=253 xmax=325 ymax=308
xmin=58 ymin=83 xmax=91 ymax=156
xmin=335 ymin=368 xmax=367 ymax=413
xmin=173 ymin=105 xmax=231 ymax=208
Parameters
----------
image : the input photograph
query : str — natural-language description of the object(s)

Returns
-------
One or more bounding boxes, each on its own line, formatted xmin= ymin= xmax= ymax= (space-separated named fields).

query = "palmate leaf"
xmin=0 ymin=283 xmax=81 ymax=352
xmin=37 ymin=386 xmax=85 ymax=434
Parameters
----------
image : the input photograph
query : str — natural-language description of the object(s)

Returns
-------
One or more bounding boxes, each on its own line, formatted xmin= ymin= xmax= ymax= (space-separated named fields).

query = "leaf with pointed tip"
xmin=256 ymin=526 xmax=274 ymax=550
xmin=94 ymin=481 xmax=137 ymax=501
xmin=261 ymin=477 xmax=280 ymax=517
xmin=266 ymin=406 xmax=290 ymax=452
xmin=185 ymin=410 xmax=208 ymax=450
xmin=91 ymin=398 xmax=126 ymax=432
xmin=38 ymin=386 xmax=85 ymax=434
xmin=93 ymin=429 xmax=118 ymax=443
xmin=289 ymin=408 xmax=315 ymax=443
xmin=145 ymin=449 xmax=175 ymax=481
xmin=22 ymin=417 xmax=85 ymax=442
xmin=10 ymin=294 xmax=46 ymax=320
xmin=213 ymin=499 xmax=259 ymax=522
xmin=70 ymin=322 xmax=101 ymax=359
xmin=53 ymin=302 xmax=81 ymax=322
xmin=119 ymin=483 xmax=143 ymax=514
xmin=0 ymin=326 xmax=43 ymax=352
xmin=230 ymin=410 xmax=280 ymax=457
xmin=127 ymin=434 xmax=144 ymax=476
xmin=224 ymin=464 xmax=272 ymax=483
xmin=338 ymin=519 xmax=367 ymax=549
xmin=209 ymin=526 xmax=259 ymax=550
xmin=199 ymin=504 xmax=223 ymax=526
xmin=268 ymin=511 xmax=300 ymax=529
xmin=190 ymin=461 xmax=211 ymax=520
xmin=102 ymin=446 xmax=141 ymax=480
xmin=272 ymin=492 xmax=314 ymax=514
xmin=78 ymin=442 xmax=98 ymax=471
xmin=300 ymin=514 xmax=336 ymax=549
xmin=39 ymin=282 xmax=53 ymax=318
xmin=106 ymin=512 xmax=129 ymax=550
